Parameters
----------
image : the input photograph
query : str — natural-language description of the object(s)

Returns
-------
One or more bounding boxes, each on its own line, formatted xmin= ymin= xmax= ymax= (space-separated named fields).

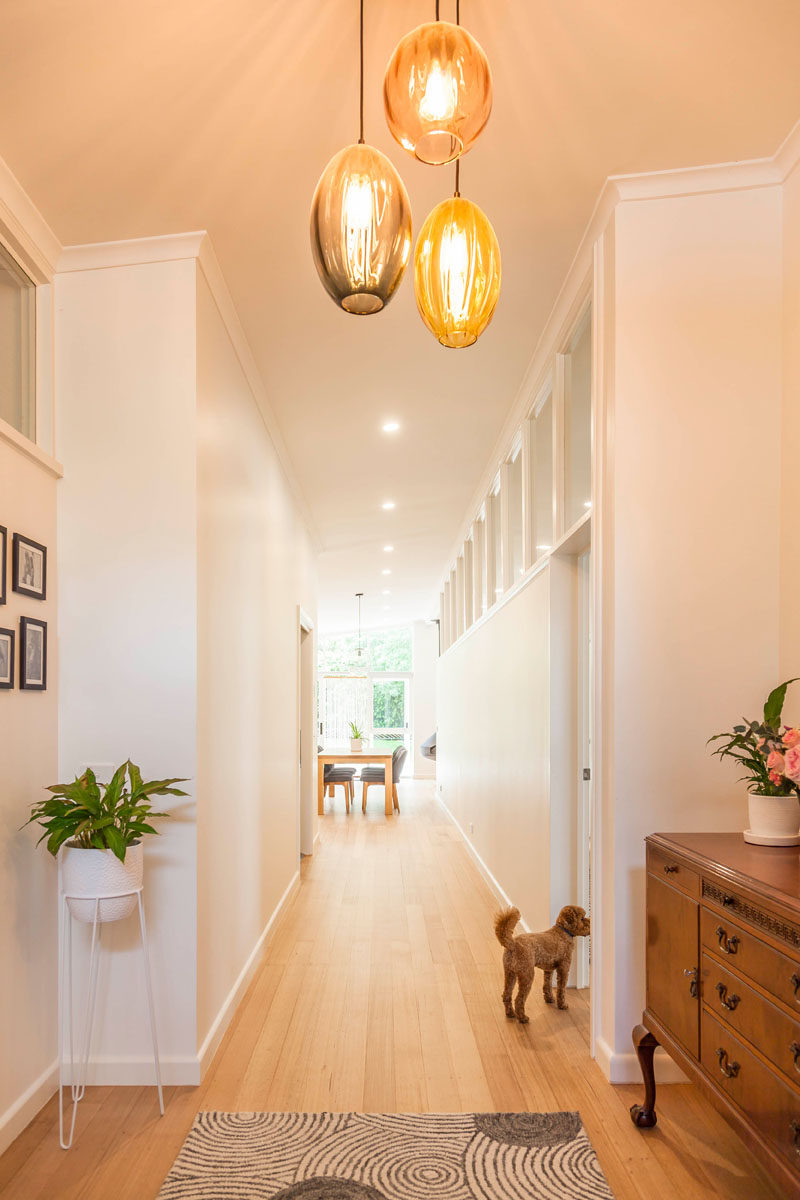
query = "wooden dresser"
xmin=632 ymin=832 xmax=800 ymax=1196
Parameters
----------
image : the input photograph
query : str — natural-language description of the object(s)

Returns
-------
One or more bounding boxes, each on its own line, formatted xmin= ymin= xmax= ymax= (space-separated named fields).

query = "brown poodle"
xmin=494 ymin=905 xmax=591 ymax=1022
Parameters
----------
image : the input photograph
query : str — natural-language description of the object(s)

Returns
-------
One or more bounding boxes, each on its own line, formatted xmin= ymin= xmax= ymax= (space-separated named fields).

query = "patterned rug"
xmin=157 ymin=1112 xmax=613 ymax=1199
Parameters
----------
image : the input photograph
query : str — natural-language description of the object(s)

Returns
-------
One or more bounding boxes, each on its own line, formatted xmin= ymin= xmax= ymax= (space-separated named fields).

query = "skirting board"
xmin=436 ymin=795 xmax=530 ymax=934
xmin=196 ymin=869 xmax=300 ymax=1078
xmin=0 ymin=1058 xmax=58 ymax=1157
xmin=594 ymin=1035 xmax=687 ymax=1085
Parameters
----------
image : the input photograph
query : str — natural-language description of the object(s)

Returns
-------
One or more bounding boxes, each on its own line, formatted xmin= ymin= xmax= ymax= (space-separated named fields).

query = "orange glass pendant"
xmin=414 ymin=193 xmax=501 ymax=348
xmin=383 ymin=20 xmax=492 ymax=165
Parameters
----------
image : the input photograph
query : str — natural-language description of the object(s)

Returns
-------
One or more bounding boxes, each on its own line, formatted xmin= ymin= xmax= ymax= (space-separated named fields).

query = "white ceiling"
xmin=1 ymin=2 xmax=799 ymax=633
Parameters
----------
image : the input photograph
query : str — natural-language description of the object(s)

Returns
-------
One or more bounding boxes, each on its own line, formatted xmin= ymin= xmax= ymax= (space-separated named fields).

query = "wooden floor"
xmin=0 ymin=782 xmax=782 ymax=1199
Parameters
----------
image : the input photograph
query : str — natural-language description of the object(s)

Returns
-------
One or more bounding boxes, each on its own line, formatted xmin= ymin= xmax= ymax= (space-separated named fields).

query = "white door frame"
xmin=297 ymin=607 xmax=316 ymax=858
xmin=576 ymin=549 xmax=592 ymax=988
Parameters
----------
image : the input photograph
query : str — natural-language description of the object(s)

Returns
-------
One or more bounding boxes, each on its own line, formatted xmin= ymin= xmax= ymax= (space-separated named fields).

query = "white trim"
xmin=62 ymin=1055 xmax=201 ymax=1088
xmin=594 ymin=1036 xmax=686 ymax=1085
xmin=197 ymin=869 xmax=301 ymax=1078
xmin=436 ymin=794 xmax=531 ymax=933
xmin=0 ymin=414 xmax=63 ymax=477
xmin=0 ymin=1058 xmax=59 ymax=1156
xmin=57 ymin=231 xmax=207 ymax=274
xmin=0 ymin=152 xmax=61 ymax=282
xmin=299 ymin=607 xmax=315 ymax=634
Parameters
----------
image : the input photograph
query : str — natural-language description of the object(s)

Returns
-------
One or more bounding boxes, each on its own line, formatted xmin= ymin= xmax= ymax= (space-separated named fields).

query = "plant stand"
xmin=58 ymin=884 xmax=164 ymax=1149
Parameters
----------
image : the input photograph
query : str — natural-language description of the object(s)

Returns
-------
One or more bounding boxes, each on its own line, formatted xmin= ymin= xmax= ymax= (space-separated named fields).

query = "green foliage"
xmin=373 ymin=680 xmax=405 ymax=729
xmin=708 ymin=679 xmax=800 ymax=799
xmin=764 ymin=678 xmax=799 ymax=731
xmin=319 ymin=626 xmax=412 ymax=674
xmin=348 ymin=721 xmax=364 ymax=739
xmin=23 ymin=760 xmax=188 ymax=862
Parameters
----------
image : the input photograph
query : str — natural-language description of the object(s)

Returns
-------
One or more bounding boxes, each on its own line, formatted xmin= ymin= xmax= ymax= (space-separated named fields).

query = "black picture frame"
xmin=12 ymin=533 xmax=47 ymax=601
xmin=20 ymin=617 xmax=46 ymax=691
xmin=0 ymin=526 xmax=6 ymax=605
xmin=0 ymin=626 xmax=13 ymax=689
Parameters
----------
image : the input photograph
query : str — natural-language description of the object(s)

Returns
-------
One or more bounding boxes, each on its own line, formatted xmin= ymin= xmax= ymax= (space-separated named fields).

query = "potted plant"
xmin=709 ymin=679 xmax=800 ymax=844
xmin=24 ymin=760 xmax=188 ymax=922
xmin=349 ymin=722 xmax=364 ymax=752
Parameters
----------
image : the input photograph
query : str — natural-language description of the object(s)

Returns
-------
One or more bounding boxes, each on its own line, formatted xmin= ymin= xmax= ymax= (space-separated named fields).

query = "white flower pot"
xmin=350 ymin=738 xmax=363 ymax=752
xmin=61 ymin=841 xmax=143 ymax=923
xmin=745 ymin=793 xmax=800 ymax=845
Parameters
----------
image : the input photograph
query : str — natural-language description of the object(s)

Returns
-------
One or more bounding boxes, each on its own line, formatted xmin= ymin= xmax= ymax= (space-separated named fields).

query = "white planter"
xmin=350 ymin=738 xmax=363 ymax=752
xmin=746 ymin=793 xmax=800 ymax=844
xmin=61 ymin=841 xmax=143 ymax=923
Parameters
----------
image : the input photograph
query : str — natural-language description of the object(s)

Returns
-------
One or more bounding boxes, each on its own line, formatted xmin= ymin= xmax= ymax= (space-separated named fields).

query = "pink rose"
xmin=785 ymin=746 xmax=800 ymax=783
xmin=770 ymin=770 xmax=783 ymax=785
xmin=767 ymin=750 xmax=786 ymax=773
xmin=784 ymin=728 xmax=800 ymax=749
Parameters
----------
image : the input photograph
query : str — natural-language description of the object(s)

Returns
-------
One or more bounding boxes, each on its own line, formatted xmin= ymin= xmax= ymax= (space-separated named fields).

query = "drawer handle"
xmin=684 ymin=967 xmax=698 ymax=998
xmin=721 ymin=894 xmax=735 ymax=907
xmin=716 ymin=926 xmax=740 ymax=955
xmin=715 ymin=982 xmax=740 ymax=1012
xmin=716 ymin=1048 xmax=740 ymax=1079
xmin=791 ymin=1042 xmax=800 ymax=1073
xmin=663 ymin=864 xmax=679 ymax=874
xmin=792 ymin=1119 xmax=800 ymax=1155
xmin=792 ymin=973 xmax=800 ymax=1003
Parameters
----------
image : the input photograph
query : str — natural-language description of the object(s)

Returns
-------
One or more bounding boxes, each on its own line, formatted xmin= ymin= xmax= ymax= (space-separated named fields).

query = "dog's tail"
xmin=494 ymin=906 xmax=521 ymax=949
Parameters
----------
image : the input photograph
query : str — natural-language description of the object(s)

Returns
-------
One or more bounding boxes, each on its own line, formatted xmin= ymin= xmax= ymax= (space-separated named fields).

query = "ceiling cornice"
xmin=0 ymin=152 xmax=61 ymax=282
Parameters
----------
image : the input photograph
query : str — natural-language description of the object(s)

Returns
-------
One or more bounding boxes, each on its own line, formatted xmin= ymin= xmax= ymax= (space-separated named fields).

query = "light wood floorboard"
xmin=0 ymin=782 xmax=783 ymax=1199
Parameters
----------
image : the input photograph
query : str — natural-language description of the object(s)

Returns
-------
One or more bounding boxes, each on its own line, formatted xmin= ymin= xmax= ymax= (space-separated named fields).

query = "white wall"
xmin=781 ymin=158 xmax=800 ymax=712
xmin=600 ymin=185 xmax=783 ymax=1072
xmin=55 ymin=258 xmax=200 ymax=1080
xmin=0 ymin=435 xmax=59 ymax=1151
xmin=437 ymin=572 xmax=551 ymax=931
xmin=412 ymin=619 xmax=437 ymax=779
xmin=195 ymin=273 xmax=317 ymax=1061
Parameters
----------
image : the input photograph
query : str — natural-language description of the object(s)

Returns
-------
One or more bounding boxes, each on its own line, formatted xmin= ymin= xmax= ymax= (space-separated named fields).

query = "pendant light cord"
xmin=358 ymin=0 xmax=365 ymax=143
xmin=453 ymin=0 xmax=461 ymax=195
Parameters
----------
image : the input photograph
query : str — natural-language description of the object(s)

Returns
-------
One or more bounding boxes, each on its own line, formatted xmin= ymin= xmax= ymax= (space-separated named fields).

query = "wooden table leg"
xmin=385 ymin=757 xmax=393 ymax=817
xmin=317 ymin=762 xmax=325 ymax=816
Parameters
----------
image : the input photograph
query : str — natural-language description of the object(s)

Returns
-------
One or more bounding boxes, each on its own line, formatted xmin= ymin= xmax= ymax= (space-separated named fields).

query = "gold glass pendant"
xmin=414 ymin=193 xmax=501 ymax=348
xmin=310 ymin=143 xmax=412 ymax=314
xmin=383 ymin=21 xmax=492 ymax=165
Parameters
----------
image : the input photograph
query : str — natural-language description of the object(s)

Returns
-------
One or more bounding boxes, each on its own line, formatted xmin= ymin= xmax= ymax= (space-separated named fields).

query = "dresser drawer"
xmin=701 ymin=1009 xmax=800 ymax=1170
xmin=701 ymin=906 xmax=800 ymax=1010
xmin=702 ymin=953 xmax=800 ymax=1083
xmin=647 ymin=844 xmax=700 ymax=897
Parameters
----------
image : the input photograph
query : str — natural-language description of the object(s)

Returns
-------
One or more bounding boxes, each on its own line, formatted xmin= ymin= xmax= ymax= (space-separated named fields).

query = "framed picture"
xmin=13 ymin=533 xmax=47 ymax=601
xmin=0 ymin=525 xmax=6 ymax=604
xmin=20 ymin=617 xmax=46 ymax=691
xmin=0 ymin=627 xmax=13 ymax=689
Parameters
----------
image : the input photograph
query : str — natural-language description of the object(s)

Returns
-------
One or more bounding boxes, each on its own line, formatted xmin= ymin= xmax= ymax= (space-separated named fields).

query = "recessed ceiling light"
xmin=382 ymin=569 xmax=391 ymax=575
xmin=584 ymin=500 xmax=592 ymax=509
xmin=382 ymin=589 xmax=391 ymax=595
xmin=382 ymin=500 xmax=395 ymax=510
xmin=382 ymin=421 xmax=400 ymax=433
xmin=383 ymin=545 xmax=394 ymax=552
xmin=383 ymin=605 xmax=390 ymax=611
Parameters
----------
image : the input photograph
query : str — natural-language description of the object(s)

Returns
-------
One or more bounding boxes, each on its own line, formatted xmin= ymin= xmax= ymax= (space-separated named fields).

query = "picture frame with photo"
xmin=0 ymin=627 xmax=13 ymax=689
xmin=12 ymin=533 xmax=47 ymax=601
xmin=0 ymin=525 xmax=6 ymax=604
xmin=20 ymin=617 xmax=46 ymax=691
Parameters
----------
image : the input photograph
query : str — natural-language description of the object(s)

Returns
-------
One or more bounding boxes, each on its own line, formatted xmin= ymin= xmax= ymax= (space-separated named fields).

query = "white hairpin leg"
xmin=137 ymin=891 xmax=164 ymax=1115
xmin=58 ymin=887 xmax=164 ymax=1149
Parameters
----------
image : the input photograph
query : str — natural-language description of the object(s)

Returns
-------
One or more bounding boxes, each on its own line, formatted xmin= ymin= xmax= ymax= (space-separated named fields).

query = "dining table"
xmin=317 ymin=746 xmax=394 ymax=817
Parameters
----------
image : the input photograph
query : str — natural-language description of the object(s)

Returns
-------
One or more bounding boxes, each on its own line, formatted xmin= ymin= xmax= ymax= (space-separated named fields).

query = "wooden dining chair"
xmin=361 ymin=746 xmax=407 ymax=813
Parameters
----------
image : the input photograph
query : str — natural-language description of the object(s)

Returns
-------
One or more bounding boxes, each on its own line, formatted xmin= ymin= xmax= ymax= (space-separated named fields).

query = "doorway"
xmin=298 ymin=608 xmax=315 ymax=857
xmin=576 ymin=549 xmax=592 ymax=987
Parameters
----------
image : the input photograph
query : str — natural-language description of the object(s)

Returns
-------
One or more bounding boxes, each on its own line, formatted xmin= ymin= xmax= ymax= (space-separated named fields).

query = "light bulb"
xmin=419 ymin=60 xmax=458 ymax=123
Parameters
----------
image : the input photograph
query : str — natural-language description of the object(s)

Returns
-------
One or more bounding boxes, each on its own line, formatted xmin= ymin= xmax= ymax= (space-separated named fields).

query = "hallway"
xmin=0 ymin=783 xmax=783 ymax=1199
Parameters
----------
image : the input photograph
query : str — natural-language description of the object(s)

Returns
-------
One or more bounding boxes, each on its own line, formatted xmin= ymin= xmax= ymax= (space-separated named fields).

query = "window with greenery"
xmin=0 ymin=242 xmax=35 ymax=440
xmin=318 ymin=626 xmax=412 ymax=675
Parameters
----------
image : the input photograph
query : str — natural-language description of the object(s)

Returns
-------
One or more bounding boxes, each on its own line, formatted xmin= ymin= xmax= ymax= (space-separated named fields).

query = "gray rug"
xmin=157 ymin=1112 xmax=613 ymax=1199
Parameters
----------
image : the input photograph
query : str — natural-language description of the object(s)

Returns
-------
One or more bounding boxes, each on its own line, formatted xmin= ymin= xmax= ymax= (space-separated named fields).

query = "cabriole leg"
xmin=630 ymin=1023 xmax=659 ymax=1128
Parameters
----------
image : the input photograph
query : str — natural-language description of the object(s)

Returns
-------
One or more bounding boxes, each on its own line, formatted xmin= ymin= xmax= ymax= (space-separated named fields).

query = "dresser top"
xmin=650 ymin=831 xmax=800 ymax=909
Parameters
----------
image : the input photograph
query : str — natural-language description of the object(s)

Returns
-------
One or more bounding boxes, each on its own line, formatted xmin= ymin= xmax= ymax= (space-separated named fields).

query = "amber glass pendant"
xmin=383 ymin=21 xmax=492 ymax=165
xmin=414 ymin=194 xmax=501 ymax=348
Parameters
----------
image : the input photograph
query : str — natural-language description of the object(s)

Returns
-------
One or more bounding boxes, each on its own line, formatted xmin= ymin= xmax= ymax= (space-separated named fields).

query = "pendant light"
xmin=310 ymin=1 xmax=412 ymax=315
xmin=414 ymin=158 xmax=501 ymax=348
xmin=383 ymin=1 xmax=492 ymax=166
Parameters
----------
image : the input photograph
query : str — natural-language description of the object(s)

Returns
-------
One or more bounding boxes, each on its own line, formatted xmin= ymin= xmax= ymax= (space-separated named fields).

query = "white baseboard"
xmin=0 ymin=1058 xmax=59 ymax=1156
xmin=62 ymin=1055 xmax=202 ymax=1087
xmin=436 ymin=795 xmax=531 ymax=933
xmin=196 ymin=869 xmax=301 ymax=1078
xmin=594 ymin=1035 xmax=687 ymax=1084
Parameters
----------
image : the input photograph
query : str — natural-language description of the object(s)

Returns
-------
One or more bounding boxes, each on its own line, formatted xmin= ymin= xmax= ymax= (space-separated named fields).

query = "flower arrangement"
xmin=709 ymin=678 xmax=800 ymax=800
